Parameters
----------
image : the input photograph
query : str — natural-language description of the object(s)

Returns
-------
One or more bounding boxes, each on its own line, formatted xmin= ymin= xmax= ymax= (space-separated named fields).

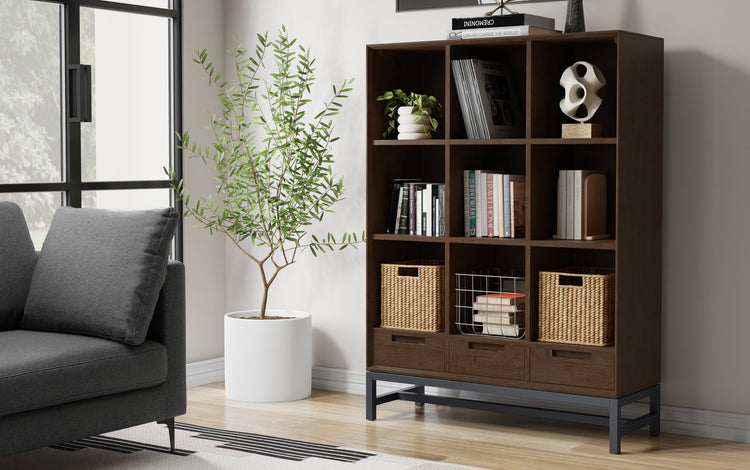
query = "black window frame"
xmin=0 ymin=0 xmax=183 ymax=259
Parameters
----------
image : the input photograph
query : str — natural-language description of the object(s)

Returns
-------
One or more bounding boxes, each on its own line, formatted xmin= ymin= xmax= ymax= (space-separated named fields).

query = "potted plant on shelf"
xmin=376 ymin=89 xmax=442 ymax=140
xmin=168 ymin=27 xmax=363 ymax=403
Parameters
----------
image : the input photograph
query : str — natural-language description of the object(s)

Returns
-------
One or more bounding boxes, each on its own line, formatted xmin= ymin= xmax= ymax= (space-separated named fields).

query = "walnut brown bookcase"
xmin=365 ymin=31 xmax=663 ymax=454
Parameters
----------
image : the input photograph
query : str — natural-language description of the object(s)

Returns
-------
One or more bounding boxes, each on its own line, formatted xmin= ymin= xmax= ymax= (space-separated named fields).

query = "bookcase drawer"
xmin=530 ymin=346 xmax=614 ymax=390
xmin=449 ymin=336 xmax=525 ymax=381
xmin=372 ymin=330 xmax=445 ymax=372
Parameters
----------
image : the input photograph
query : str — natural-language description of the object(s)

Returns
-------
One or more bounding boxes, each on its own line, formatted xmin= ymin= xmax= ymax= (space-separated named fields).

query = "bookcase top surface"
xmin=366 ymin=30 xmax=663 ymax=51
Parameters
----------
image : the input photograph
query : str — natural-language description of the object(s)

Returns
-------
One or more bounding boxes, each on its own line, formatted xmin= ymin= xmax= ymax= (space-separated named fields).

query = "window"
xmin=0 ymin=0 xmax=182 ymax=256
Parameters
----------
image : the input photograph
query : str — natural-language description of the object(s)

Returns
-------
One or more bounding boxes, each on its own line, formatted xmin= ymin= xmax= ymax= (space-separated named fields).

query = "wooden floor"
xmin=183 ymin=383 xmax=750 ymax=469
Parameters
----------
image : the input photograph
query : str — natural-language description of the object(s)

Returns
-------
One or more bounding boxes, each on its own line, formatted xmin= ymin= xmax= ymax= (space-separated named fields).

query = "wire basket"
xmin=455 ymin=268 xmax=525 ymax=339
xmin=538 ymin=266 xmax=615 ymax=346
xmin=381 ymin=259 xmax=445 ymax=331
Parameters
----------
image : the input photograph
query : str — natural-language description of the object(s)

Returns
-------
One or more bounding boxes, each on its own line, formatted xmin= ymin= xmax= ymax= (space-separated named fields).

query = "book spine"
xmin=408 ymin=183 xmax=417 ymax=235
xmin=487 ymin=174 xmax=495 ymax=237
xmin=394 ymin=185 xmax=404 ymax=234
xmin=475 ymin=170 xmax=483 ymax=237
xmin=417 ymin=187 xmax=424 ymax=235
xmin=386 ymin=183 xmax=399 ymax=233
xmin=438 ymin=184 xmax=445 ymax=236
xmin=424 ymin=183 xmax=432 ymax=236
xmin=494 ymin=174 xmax=505 ymax=237
xmin=448 ymin=25 xmax=530 ymax=40
xmin=566 ymin=170 xmax=575 ymax=240
xmin=451 ymin=14 xmax=554 ymax=30
xmin=398 ymin=187 xmax=409 ymax=234
xmin=468 ymin=171 xmax=477 ymax=236
xmin=574 ymin=170 xmax=583 ymax=240
xmin=557 ymin=170 xmax=566 ymax=239
xmin=463 ymin=170 xmax=470 ymax=236
xmin=503 ymin=174 xmax=511 ymax=238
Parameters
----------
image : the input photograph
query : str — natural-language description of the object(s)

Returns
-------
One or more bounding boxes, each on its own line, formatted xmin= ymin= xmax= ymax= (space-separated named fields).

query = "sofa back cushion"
xmin=22 ymin=206 xmax=178 ymax=345
xmin=0 ymin=202 xmax=37 ymax=331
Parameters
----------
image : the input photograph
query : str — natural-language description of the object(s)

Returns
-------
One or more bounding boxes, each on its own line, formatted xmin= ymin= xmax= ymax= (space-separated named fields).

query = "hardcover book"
xmin=451 ymin=13 xmax=555 ymax=31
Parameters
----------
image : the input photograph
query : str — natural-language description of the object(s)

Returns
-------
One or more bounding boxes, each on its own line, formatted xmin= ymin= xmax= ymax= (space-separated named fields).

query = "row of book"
xmin=386 ymin=179 xmax=446 ymax=236
xmin=472 ymin=292 xmax=524 ymax=337
xmin=556 ymin=170 xmax=608 ymax=240
xmin=452 ymin=59 xmax=524 ymax=140
xmin=464 ymin=170 xmax=525 ymax=239
xmin=448 ymin=13 xmax=558 ymax=40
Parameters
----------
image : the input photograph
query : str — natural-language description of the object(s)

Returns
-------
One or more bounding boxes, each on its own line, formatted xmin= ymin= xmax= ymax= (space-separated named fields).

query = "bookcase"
xmin=365 ymin=31 xmax=663 ymax=454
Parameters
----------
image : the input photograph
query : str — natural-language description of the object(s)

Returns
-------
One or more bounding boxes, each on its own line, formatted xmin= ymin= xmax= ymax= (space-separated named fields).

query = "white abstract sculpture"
xmin=559 ymin=61 xmax=606 ymax=123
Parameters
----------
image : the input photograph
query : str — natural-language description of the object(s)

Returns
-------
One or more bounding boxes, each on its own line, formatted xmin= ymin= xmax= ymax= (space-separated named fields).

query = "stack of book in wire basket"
xmin=455 ymin=268 xmax=525 ymax=339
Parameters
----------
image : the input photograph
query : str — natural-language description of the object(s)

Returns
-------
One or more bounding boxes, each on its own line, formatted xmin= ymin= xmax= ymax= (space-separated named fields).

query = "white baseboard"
xmin=186 ymin=357 xmax=224 ymax=388
xmin=187 ymin=360 xmax=750 ymax=444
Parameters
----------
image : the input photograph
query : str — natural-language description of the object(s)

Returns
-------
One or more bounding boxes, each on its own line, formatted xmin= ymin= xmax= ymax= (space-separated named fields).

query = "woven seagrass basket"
xmin=381 ymin=259 xmax=444 ymax=331
xmin=538 ymin=266 xmax=615 ymax=346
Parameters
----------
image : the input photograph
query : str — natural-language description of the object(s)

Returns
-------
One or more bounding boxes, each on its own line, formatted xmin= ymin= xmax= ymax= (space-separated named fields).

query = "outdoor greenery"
xmin=170 ymin=27 xmax=363 ymax=319
xmin=376 ymin=89 xmax=442 ymax=138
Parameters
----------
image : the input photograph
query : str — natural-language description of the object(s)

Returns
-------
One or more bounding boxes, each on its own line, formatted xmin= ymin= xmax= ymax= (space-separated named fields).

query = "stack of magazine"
xmin=448 ymin=13 xmax=557 ymax=40
xmin=452 ymin=59 xmax=523 ymax=139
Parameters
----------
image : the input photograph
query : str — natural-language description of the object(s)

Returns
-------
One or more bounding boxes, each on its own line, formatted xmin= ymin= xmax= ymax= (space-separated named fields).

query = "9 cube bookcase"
xmin=365 ymin=31 xmax=663 ymax=454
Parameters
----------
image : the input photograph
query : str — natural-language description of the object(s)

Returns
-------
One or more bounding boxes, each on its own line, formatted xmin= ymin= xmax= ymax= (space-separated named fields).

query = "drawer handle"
xmin=469 ymin=342 xmax=505 ymax=352
xmin=392 ymin=335 xmax=425 ymax=345
xmin=552 ymin=349 xmax=591 ymax=360
xmin=397 ymin=267 xmax=419 ymax=277
xmin=558 ymin=275 xmax=583 ymax=287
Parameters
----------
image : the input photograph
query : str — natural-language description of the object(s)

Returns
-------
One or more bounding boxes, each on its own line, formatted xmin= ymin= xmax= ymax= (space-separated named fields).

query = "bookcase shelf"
xmin=366 ymin=31 xmax=663 ymax=454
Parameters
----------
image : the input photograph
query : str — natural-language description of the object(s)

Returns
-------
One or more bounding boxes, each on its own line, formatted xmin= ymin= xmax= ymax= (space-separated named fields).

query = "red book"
xmin=475 ymin=292 xmax=525 ymax=305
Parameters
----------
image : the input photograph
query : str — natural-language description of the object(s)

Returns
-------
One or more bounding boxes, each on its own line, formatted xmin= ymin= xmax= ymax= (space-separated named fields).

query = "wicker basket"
xmin=381 ymin=259 xmax=445 ymax=331
xmin=538 ymin=267 xmax=615 ymax=346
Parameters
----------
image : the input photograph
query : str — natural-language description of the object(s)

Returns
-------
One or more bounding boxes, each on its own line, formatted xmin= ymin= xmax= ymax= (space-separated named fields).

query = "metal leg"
xmin=366 ymin=372 xmax=377 ymax=421
xmin=649 ymin=384 xmax=661 ymax=436
xmin=608 ymin=398 xmax=622 ymax=454
xmin=157 ymin=417 xmax=175 ymax=452
xmin=414 ymin=385 xmax=425 ymax=407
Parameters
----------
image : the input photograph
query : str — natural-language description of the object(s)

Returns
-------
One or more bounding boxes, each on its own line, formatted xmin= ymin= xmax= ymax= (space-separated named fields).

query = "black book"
xmin=451 ymin=13 xmax=554 ymax=31
xmin=387 ymin=178 xmax=421 ymax=234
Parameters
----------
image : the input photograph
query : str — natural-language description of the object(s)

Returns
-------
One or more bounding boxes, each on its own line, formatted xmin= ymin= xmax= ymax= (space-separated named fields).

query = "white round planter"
xmin=224 ymin=310 xmax=311 ymax=403
xmin=397 ymin=106 xmax=433 ymax=139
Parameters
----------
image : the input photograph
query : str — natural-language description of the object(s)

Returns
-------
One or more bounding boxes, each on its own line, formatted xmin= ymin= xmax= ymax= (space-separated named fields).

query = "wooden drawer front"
xmin=373 ymin=331 xmax=445 ymax=372
xmin=449 ymin=337 xmax=525 ymax=381
xmin=530 ymin=346 xmax=614 ymax=390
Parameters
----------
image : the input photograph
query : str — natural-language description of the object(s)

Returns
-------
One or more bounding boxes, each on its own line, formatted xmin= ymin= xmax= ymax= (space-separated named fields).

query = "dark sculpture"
xmin=564 ymin=0 xmax=586 ymax=33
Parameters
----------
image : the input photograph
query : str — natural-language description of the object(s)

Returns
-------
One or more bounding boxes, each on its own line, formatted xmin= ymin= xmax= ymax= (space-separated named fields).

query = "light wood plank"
xmin=182 ymin=383 xmax=750 ymax=469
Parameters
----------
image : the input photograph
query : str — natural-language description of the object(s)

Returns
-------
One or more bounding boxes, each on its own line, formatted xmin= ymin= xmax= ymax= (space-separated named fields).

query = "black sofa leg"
xmin=158 ymin=417 xmax=176 ymax=452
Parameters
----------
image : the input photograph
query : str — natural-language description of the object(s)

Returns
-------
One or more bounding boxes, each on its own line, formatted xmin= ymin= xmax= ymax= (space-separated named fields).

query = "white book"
xmin=475 ymin=170 xmax=484 ymax=237
xmin=557 ymin=170 xmax=566 ymax=239
xmin=566 ymin=170 xmax=575 ymax=240
xmin=425 ymin=183 xmax=433 ymax=236
xmin=493 ymin=173 xmax=503 ymax=238
xmin=448 ymin=25 xmax=545 ymax=40
xmin=416 ymin=188 xmax=423 ymax=235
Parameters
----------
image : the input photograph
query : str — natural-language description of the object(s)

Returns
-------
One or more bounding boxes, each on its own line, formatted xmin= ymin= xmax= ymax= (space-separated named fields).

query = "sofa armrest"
xmin=147 ymin=259 xmax=186 ymax=417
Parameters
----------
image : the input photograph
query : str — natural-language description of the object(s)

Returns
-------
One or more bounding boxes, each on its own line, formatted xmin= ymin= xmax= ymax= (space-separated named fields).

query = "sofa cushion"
xmin=0 ymin=330 xmax=167 ymax=418
xmin=22 ymin=207 xmax=178 ymax=345
xmin=0 ymin=202 xmax=37 ymax=331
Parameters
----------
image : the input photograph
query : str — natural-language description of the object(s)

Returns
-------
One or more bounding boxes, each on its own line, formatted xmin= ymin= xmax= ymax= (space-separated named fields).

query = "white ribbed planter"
xmin=224 ymin=310 xmax=311 ymax=403
xmin=397 ymin=106 xmax=433 ymax=140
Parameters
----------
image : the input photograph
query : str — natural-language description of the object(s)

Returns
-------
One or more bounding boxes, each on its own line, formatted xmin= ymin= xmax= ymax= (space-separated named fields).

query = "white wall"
xmin=182 ymin=0 xmax=227 ymax=363
xmin=179 ymin=0 xmax=750 ymax=415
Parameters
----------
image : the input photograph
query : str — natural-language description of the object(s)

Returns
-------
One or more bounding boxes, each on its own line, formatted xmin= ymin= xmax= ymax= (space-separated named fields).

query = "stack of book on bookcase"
xmin=463 ymin=170 xmax=525 ymax=238
xmin=448 ymin=13 xmax=557 ymax=40
xmin=386 ymin=179 xmax=446 ymax=236
xmin=473 ymin=292 xmax=524 ymax=337
xmin=451 ymin=59 xmax=524 ymax=139
xmin=556 ymin=169 xmax=609 ymax=240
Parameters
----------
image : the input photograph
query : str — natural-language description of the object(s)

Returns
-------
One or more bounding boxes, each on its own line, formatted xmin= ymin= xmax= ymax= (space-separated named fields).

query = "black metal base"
xmin=365 ymin=372 xmax=660 ymax=454
xmin=157 ymin=417 xmax=176 ymax=452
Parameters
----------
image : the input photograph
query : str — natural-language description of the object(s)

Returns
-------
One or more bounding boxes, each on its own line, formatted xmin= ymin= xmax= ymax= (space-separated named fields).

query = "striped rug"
xmin=0 ymin=421 xmax=485 ymax=469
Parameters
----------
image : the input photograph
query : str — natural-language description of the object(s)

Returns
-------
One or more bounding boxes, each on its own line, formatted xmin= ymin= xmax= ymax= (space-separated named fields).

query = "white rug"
xmin=0 ymin=422 xmax=486 ymax=469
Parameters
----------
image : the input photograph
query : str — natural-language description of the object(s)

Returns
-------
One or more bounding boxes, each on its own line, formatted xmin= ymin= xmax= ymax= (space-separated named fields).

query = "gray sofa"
xmin=0 ymin=201 xmax=186 ymax=457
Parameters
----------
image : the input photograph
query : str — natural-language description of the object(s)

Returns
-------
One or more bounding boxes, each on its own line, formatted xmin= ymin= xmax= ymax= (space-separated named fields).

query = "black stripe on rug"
xmin=52 ymin=435 xmax=194 ymax=457
xmin=175 ymin=422 xmax=376 ymax=462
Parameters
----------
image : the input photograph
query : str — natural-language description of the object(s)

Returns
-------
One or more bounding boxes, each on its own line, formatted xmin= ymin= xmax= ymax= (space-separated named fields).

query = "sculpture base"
xmin=562 ymin=123 xmax=601 ymax=138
